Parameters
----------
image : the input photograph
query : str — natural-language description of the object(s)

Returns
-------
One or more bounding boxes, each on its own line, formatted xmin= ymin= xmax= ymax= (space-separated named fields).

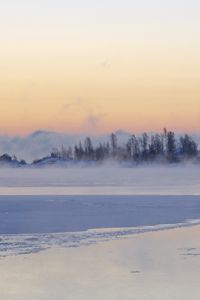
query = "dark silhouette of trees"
xmin=166 ymin=131 xmax=177 ymax=162
xmin=31 ymin=129 xmax=200 ymax=166
xmin=149 ymin=134 xmax=164 ymax=161
xmin=126 ymin=135 xmax=140 ymax=162
xmin=84 ymin=137 xmax=94 ymax=160
xmin=0 ymin=153 xmax=27 ymax=167
xmin=140 ymin=133 xmax=149 ymax=161
xmin=179 ymin=134 xmax=198 ymax=158
xmin=110 ymin=133 xmax=118 ymax=158
xmin=74 ymin=142 xmax=84 ymax=161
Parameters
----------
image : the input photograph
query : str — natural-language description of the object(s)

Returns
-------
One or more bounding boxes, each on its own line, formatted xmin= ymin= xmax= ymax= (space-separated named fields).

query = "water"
xmin=1 ymin=195 xmax=200 ymax=235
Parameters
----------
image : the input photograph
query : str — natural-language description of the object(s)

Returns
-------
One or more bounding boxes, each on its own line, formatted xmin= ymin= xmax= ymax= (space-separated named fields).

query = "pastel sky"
xmin=1 ymin=0 xmax=200 ymax=135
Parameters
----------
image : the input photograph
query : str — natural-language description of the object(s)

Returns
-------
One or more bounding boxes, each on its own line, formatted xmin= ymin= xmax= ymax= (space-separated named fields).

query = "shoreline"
xmin=1 ymin=224 xmax=200 ymax=299
xmin=1 ymin=218 xmax=200 ymax=258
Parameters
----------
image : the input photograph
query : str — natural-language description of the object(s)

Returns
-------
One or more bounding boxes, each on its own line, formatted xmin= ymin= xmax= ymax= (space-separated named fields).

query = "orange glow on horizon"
xmin=1 ymin=2 xmax=200 ymax=136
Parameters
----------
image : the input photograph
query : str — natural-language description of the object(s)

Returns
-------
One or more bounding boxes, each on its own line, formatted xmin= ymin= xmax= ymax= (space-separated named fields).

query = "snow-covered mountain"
xmin=0 ymin=130 xmax=199 ymax=163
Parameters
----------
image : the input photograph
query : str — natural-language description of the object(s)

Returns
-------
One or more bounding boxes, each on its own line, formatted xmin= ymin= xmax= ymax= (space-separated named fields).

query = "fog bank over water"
xmin=0 ymin=166 xmax=200 ymax=195
xmin=0 ymin=130 xmax=130 ymax=162
xmin=0 ymin=130 xmax=200 ymax=162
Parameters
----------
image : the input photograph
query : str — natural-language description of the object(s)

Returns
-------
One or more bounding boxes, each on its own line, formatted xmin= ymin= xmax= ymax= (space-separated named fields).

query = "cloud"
xmin=84 ymin=113 xmax=106 ymax=131
xmin=59 ymin=98 xmax=106 ymax=132
xmin=62 ymin=97 xmax=83 ymax=111
xmin=100 ymin=59 xmax=112 ymax=69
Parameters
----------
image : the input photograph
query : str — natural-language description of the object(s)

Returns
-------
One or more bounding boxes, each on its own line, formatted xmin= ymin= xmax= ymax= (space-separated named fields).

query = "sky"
xmin=0 ymin=0 xmax=200 ymax=136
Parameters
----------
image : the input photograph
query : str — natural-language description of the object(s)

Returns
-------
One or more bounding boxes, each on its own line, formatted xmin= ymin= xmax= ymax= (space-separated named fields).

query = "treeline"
xmin=48 ymin=129 xmax=199 ymax=165
xmin=0 ymin=129 xmax=199 ymax=167
xmin=0 ymin=153 xmax=26 ymax=167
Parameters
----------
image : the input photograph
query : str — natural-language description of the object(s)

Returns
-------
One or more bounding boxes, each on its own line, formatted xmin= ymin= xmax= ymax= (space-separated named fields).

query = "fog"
xmin=0 ymin=130 xmax=130 ymax=163
xmin=0 ymin=130 xmax=199 ymax=163
xmin=0 ymin=165 xmax=200 ymax=195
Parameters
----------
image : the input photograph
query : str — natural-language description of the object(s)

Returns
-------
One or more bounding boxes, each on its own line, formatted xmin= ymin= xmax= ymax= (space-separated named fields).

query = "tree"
xmin=84 ymin=137 xmax=94 ymax=160
xmin=179 ymin=134 xmax=198 ymax=158
xmin=110 ymin=133 xmax=118 ymax=158
xmin=74 ymin=142 xmax=84 ymax=160
xmin=140 ymin=133 xmax=149 ymax=161
xmin=126 ymin=135 xmax=140 ymax=162
xmin=166 ymin=131 xmax=177 ymax=162
xmin=149 ymin=134 xmax=164 ymax=161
